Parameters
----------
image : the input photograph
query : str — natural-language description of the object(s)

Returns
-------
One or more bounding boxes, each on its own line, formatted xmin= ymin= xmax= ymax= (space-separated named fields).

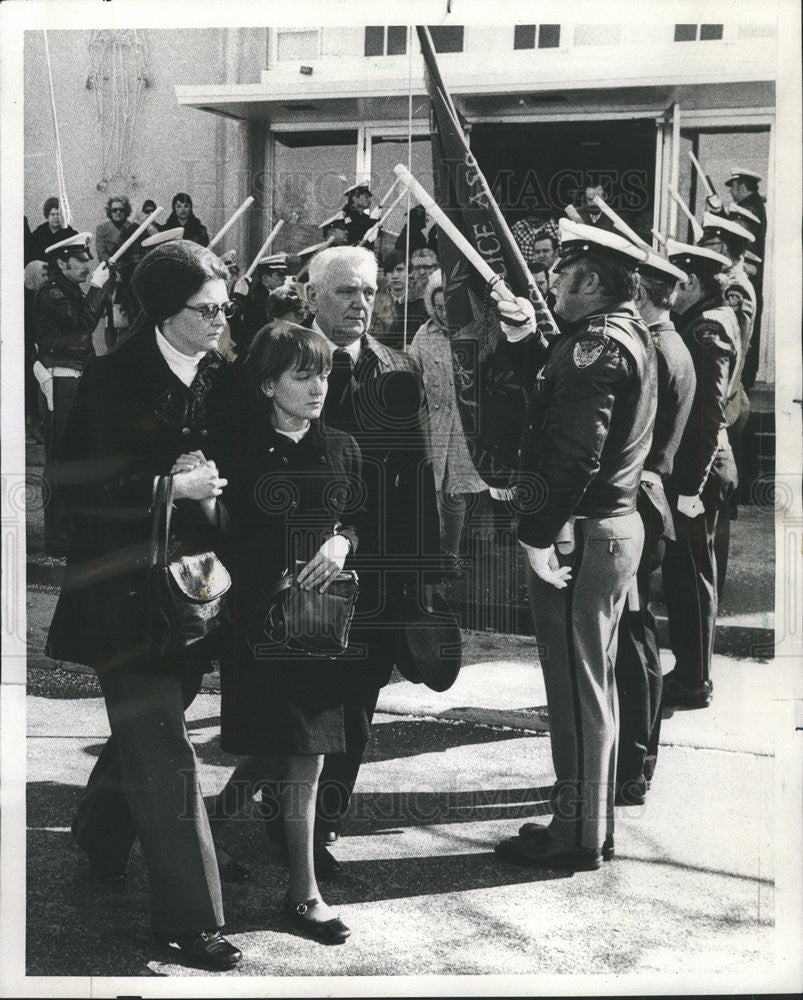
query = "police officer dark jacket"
xmin=666 ymin=245 xmax=741 ymax=499
xmin=34 ymin=245 xmax=111 ymax=370
xmin=644 ymin=318 xmax=696 ymax=480
xmin=516 ymin=301 xmax=657 ymax=549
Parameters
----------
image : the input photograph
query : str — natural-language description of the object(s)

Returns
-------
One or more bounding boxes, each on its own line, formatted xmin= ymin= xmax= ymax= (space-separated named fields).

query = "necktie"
xmin=325 ymin=348 xmax=354 ymax=421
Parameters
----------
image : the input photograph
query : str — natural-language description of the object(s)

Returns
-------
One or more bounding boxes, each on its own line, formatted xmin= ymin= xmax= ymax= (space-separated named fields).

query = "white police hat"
xmin=666 ymin=239 xmax=730 ymax=273
xmin=343 ymin=179 xmax=372 ymax=198
xmin=45 ymin=231 xmax=93 ymax=259
xmin=557 ymin=218 xmax=648 ymax=268
xmin=257 ymin=251 xmax=289 ymax=271
xmin=725 ymin=203 xmax=761 ymax=227
xmin=636 ymin=250 xmax=688 ymax=285
xmin=141 ymin=226 xmax=184 ymax=248
xmin=701 ymin=212 xmax=754 ymax=244
xmin=724 ymin=167 xmax=762 ymax=186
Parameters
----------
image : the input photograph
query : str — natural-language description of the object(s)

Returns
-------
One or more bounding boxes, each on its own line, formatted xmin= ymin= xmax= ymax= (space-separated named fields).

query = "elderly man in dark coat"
xmin=46 ymin=240 xmax=241 ymax=970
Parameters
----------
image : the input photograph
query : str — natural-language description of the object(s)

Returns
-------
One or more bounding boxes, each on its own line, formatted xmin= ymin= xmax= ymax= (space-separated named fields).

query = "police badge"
xmin=573 ymin=338 xmax=605 ymax=369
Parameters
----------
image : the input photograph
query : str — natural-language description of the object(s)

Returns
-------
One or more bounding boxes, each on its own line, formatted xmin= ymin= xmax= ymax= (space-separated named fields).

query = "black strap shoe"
xmin=283 ymin=896 xmax=351 ymax=944
xmin=154 ymin=929 xmax=242 ymax=970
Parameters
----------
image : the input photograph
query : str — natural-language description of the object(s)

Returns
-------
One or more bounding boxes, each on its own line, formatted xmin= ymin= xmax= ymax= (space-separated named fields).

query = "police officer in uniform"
xmin=494 ymin=219 xmax=657 ymax=870
xmin=723 ymin=167 xmax=766 ymax=388
xmin=661 ymin=241 xmax=741 ymax=709
xmin=341 ymin=181 xmax=378 ymax=246
xmin=33 ymin=232 xmax=113 ymax=554
xmin=613 ymin=250 xmax=695 ymax=804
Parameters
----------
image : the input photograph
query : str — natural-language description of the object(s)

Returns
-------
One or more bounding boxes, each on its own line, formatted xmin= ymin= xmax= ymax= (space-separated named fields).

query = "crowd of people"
xmin=27 ymin=163 xmax=767 ymax=969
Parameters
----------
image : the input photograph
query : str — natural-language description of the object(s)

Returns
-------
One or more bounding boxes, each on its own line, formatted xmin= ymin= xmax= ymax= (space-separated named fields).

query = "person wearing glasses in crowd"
xmin=96 ymin=195 xmax=142 ymax=339
xmin=46 ymin=240 xmax=242 ymax=970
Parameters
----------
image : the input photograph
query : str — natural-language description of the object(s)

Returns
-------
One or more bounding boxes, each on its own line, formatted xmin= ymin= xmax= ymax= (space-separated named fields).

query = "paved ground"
xmin=21 ymin=634 xmax=801 ymax=990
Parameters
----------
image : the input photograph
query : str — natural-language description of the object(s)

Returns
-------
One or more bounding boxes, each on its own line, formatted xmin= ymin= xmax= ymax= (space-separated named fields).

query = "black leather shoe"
xmin=497 ymin=831 xmax=601 ymax=871
xmin=154 ymin=929 xmax=242 ymax=970
xmin=283 ymin=896 xmax=351 ymax=944
xmin=615 ymin=775 xmax=648 ymax=806
xmin=663 ymin=680 xmax=712 ymax=709
xmin=314 ymin=843 xmax=343 ymax=879
xmin=517 ymin=822 xmax=614 ymax=861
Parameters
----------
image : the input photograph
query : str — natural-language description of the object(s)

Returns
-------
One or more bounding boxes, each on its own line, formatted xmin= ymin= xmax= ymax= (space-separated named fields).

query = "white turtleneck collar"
xmin=155 ymin=327 xmax=207 ymax=387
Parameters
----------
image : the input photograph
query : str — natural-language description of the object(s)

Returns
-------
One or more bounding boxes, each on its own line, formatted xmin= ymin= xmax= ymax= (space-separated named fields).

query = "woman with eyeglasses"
xmin=164 ymin=192 xmax=210 ymax=247
xmin=96 ymin=195 xmax=142 ymax=341
xmin=208 ymin=320 xmax=362 ymax=946
xmin=46 ymin=240 xmax=242 ymax=970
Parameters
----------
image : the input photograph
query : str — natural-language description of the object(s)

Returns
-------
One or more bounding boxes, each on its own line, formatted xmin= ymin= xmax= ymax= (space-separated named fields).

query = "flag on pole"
xmin=416 ymin=25 xmax=557 ymax=485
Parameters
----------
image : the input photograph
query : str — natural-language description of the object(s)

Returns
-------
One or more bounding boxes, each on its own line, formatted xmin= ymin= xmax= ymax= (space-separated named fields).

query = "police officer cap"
xmin=635 ymin=250 xmax=687 ymax=285
xmin=45 ymin=231 xmax=93 ymax=260
xmin=319 ymin=212 xmax=348 ymax=231
xmin=724 ymin=166 xmax=761 ymax=186
xmin=141 ymin=226 xmax=184 ymax=248
xmin=701 ymin=212 xmax=754 ymax=244
xmin=725 ymin=203 xmax=761 ymax=227
xmin=296 ymin=240 xmax=330 ymax=259
xmin=744 ymin=249 xmax=763 ymax=265
xmin=557 ymin=218 xmax=648 ymax=269
xmin=343 ymin=179 xmax=372 ymax=198
xmin=666 ymin=239 xmax=730 ymax=274
xmin=257 ymin=252 xmax=289 ymax=272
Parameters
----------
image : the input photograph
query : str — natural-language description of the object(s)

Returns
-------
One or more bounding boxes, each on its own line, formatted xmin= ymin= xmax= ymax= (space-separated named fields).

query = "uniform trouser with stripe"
xmin=527 ymin=512 xmax=644 ymax=851
xmin=663 ymin=447 xmax=737 ymax=689
xmin=71 ymin=665 xmax=224 ymax=935
xmin=614 ymin=492 xmax=666 ymax=785
xmin=39 ymin=375 xmax=81 ymax=554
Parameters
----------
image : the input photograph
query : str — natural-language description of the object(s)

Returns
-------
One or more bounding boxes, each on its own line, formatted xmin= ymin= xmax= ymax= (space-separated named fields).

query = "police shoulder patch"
xmin=573 ymin=337 xmax=606 ymax=369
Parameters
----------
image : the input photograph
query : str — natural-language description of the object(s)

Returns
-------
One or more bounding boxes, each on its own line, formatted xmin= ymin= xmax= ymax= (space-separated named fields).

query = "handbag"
xmin=262 ymin=561 xmax=359 ymax=659
xmin=146 ymin=475 xmax=231 ymax=657
xmin=395 ymin=585 xmax=462 ymax=692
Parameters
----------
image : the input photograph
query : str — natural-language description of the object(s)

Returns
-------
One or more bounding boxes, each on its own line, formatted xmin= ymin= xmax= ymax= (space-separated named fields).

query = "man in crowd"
xmin=33 ymin=232 xmax=112 ymax=555
xmin=494 ymin=219 xmax=657 ymax=871
xmin=530 ymin=230 xmax=558 ymax=271
xmin=229 ymin=252 xmax=289 ymax=351
xmin=723 ymin=167 xmax=766 ymax=388
xmin=370 ymin=250 xmax=427 ymax=350
xmin=661 ymin=240 xmax=741 ymax=710
xmin=511 ymin=206 xmax=550 ymax=267
xmin=262 ymin=245 xmax=439 ymax=875
xmin=613 ymin=250 xmax=695 ymax=804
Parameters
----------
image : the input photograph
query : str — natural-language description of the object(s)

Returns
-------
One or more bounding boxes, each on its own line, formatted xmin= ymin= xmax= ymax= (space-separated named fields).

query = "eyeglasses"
xmin=110 ymin=206 xmax=126 ymax=213
xmin=184 ymin=302 xmax=237 ymax=321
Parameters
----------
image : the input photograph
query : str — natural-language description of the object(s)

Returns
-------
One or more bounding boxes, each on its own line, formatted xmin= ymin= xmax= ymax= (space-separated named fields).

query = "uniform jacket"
xmin=516 ymin=303 xmax=657 ymax=549
xmin=719 ymin=262 xmax=756 ymax=427
xmin=33 ymin=266 xmax=112 ymax=370
xmin=341 ymin=204 xmax=375 ymax=246
xmin=646 ymin=319 xmax=696 ymax=480
xmin=669 ymin=294 xmax=741 ymax=497
xmin=45 ymin=327 xmax=232 ymax=671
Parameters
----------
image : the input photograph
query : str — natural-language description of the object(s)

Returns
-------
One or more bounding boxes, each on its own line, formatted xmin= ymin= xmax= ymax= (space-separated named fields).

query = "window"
xmin=427 ymin=25 xmax=464 ymax=53
xmin=276 ymin=30 xmax=319 ymax=62
xmin=514 ymin=24 xmax=561 ymax=49
xmin=364 ymin=26 xmax=408 ymax=56
xmin=674 ymin=24 xmax=724 ymax=41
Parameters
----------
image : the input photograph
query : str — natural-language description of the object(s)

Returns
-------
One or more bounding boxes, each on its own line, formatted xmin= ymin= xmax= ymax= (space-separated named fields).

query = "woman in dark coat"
xmin=210 ymin=321 xmax=361 ymax=944
xmin=45 ymin=240 xmax=241 ymax=970
xmin=164 ymin=192 xmax=210 ymax=246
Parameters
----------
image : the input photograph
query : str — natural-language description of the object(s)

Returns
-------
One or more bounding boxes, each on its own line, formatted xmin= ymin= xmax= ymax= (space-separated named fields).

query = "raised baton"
xmin=244 ymin=219 xmax=285 ymax=280
xmin=393 ymin=164 xmax=516 ymax=303
xmin=108 ymin=206 xmax=164 ymax=264
xmin=208 ymin=196 xmax=255 ymax=250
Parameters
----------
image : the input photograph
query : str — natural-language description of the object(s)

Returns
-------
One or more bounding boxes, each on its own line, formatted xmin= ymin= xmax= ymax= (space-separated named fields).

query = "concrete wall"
xmin=24 ymin=28 xmax=263 ymax=259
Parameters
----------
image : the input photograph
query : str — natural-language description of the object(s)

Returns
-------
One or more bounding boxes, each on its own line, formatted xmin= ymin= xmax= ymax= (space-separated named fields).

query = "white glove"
xmin=519 ymin=540 xmax=572 ymax=590
xmin=90 ymin=262 xmax=111 ymax=288
xmin=677 ymin=494 xmax=705 ymax=518
xmin=233 ymin=276 xmax=250 ymax=298
xmin=496 ymin=295 xmax=536 ymax=342
xmin=489 ymin=486 xmax=515 ymax=501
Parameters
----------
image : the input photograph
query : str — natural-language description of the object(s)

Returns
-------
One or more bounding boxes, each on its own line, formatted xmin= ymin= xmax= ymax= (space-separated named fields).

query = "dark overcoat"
xmin=45 ymin=326 xmax=232 ymax=672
